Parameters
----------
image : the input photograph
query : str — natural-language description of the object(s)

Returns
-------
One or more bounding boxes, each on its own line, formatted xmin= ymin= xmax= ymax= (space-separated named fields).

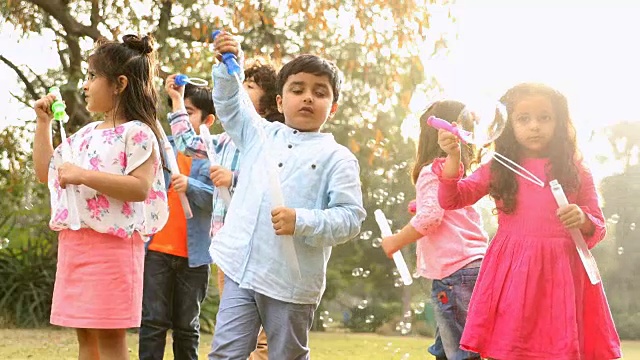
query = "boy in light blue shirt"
xmin=208 ymin=32 xmax=366 ymax=359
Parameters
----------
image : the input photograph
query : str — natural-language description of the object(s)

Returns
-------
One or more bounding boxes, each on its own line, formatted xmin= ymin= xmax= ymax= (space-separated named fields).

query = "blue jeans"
xmin=209 ymin=275 xmax=316 ymax=360
xmin=428 ymin=327 xmax=447 ymax=359
xmin=139 ymin=250 xmax=210 ymax=360
xmin=431 ymin=265 xmax=481 ymax=360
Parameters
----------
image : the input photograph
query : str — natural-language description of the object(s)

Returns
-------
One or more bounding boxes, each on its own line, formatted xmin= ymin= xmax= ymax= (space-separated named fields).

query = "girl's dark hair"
xmin=412 ymin=100 xmax=474 ymax=184
xmin=490 ymin=82 xmax=580 ymax=213
xmin=244 ymin=59 xmax=281 ymax=122
xmin=88 ymin=34 xmax=165 ymax=164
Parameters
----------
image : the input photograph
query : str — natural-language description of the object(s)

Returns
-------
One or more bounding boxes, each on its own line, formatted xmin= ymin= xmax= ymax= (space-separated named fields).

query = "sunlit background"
xmin=1 ymin=1 xmax=640 ymax=358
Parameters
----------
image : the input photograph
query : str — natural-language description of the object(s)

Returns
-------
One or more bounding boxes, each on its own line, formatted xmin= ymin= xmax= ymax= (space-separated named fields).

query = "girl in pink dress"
xmin=32 ymin=34 xmax=169 ymax=359
xmin=382 ymin=101 xmax=487 ymax=360
xmin=434 ymin=83 xmax=621 ymax=360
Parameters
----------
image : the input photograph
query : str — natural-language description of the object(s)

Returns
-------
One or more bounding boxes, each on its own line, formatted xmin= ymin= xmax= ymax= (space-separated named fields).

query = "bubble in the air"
xmin=392 ymin=269 xmax=400 ymax=277
xmin=357 ymin=300 xmax=369 ymax=309
xmin=373 ymin=147 xmax=384 ymax=157
xmin=347 ymin=130 xmax=356 ymax=136
xmin=610 ymin=214 xmax=620 ymax=224
xmin=455 ymin=100 xmax=508 ymax=146
xmin=412 ymin=301 xmax=426 ymax=314
xmin=366 ymin=139 xmax=377 ymax=148
xmin=412 ymin=271 xmax=420 ymax=279
xmin=0 ymin=238 xmax=9 ymax=249
xmin=352 ymin=268 xmax=364 ymax=277
xmin=394 ymin=278 xmax=404 ymax=287
xmin=365 ymin=314 xmax=375 ymax=323
xmin=404 ymin=310 xmax=412 ymax=318
xmin=362 ymin=270 xmax=371 ymax=278
xmin=397 ymin=192 xmax=405 ymax=201
xmin=401 ymin=354 xmax=411 ymax=360
xmin=396 ymin=321 xmax=412 ymax=335
xmin=372 ymin=238 xmax=382 ymax=248
xmin=360 ymin=230 xmax=373 ymax=240
xmin=631 ymin=223 xmax=636 ymax=231
xmin=618 ymin=247 xmax=624 ymax=255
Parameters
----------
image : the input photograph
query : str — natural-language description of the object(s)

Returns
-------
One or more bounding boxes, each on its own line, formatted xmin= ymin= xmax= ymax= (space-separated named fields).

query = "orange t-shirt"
xmin=148 ymin=152 xmax=192 ymax=258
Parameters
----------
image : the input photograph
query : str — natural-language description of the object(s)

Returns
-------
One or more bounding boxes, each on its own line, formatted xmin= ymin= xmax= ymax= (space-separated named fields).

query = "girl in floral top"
xmin=32 ymin=34 xmax=169 ymax=360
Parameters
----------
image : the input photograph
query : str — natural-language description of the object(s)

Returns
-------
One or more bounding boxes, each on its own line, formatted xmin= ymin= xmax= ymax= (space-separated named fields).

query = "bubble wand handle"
xmin=550 ymin=180 xmax=601 ymax=285
xmin=156 ymin=121 xmax=193 ymax=219
xmin=374 ymin=209 xmax=413 ymax=286
xmin=49 ymin=87 xmax=81 ymax=230
xmin=199 ymin=125 xmax=232 ymax=206
xmin=211 ymin=30 xmax=242 ymax=76
xmin=426 ymin=116 xmax=473 ymax=144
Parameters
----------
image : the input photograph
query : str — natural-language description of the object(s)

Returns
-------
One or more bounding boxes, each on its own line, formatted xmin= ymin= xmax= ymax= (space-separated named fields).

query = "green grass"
xmin=0 ymin=328 xmax=638 ymax=359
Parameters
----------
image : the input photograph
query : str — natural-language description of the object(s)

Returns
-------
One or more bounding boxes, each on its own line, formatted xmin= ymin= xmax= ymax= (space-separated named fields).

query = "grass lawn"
xmin=0 ymin=328 xmax=638 ymax=359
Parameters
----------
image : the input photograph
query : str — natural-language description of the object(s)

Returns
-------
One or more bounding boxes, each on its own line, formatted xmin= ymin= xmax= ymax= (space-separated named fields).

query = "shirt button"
xmin=288 ymin=144 xmax=293 ymax=149
xmin=293 ymin=130 xmax=298 ymax=134
xmin=278 ymin=162 xmax=283 ymax=167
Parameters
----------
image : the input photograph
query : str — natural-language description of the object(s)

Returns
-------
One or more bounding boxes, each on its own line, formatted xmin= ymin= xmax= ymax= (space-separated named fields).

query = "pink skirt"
xmin=50 ymin=228 xmax=145 ymax=329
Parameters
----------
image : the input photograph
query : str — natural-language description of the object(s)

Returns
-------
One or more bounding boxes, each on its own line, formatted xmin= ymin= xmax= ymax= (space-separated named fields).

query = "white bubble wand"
xmin=199 ymin=124 xmax=232 ymax=206
xmin=156 ymin=120 xmax=193 ymax=219
xmin=374 ymin=209 xmax=413 ymax=286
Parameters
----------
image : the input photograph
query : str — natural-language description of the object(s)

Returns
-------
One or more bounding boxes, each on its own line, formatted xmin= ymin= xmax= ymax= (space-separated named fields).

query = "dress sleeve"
xmin=409 ymin=168 xmax=445 ymax=235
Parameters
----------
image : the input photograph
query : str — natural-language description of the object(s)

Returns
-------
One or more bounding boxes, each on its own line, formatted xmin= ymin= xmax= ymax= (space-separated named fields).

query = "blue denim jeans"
xmin=431 ymin=265 xmax=482 ymax=360
xmin=139 ymin=250 xmax=210 ymax=360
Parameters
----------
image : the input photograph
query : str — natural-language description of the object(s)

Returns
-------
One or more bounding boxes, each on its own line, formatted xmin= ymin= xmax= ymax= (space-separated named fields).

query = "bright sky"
xmin=2 ymin=1 xmax=639 ymax=182
xmin=403 ymin=1 xmax=640 ymax=184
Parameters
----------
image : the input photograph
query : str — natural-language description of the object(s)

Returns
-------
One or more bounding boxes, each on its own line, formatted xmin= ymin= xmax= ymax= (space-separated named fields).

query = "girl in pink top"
xmin=382 ymin=100 xmax=488 ymax=360
xmin=435 ymin=83 xmax=621 ymax=359
xmin=32 ymin=35 xmax=169 ymax=360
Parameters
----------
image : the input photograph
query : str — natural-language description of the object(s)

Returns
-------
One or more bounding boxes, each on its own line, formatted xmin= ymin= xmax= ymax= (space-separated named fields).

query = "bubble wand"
xmin=155 ymin=120 xmax=193 ymax=219
xmin=427 ymin=113 xmax=545 ymax=187
xmin=374 ymin=209 xmax=413 ymax=286
xmin=211 ymin=29 xmax=301 ymax=281
xmin=175 ymin=74 xmax=209 ymax=87
xmin=198 ymin=124 xmax=232 ymax=206
xmin=49 ymin=86 xmax=81 ymax=230
xmin=550 ymin=180 xmax=601 ymax=285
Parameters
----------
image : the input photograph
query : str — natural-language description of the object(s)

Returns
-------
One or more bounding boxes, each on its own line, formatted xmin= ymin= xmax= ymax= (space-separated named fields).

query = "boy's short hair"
xmin=276 ymin=54 xmax=342 ymax=104
xmin=244 ymin=59 xmax=281 ymax=123
xmin=168 ymin=83 xmax=215 ymax=121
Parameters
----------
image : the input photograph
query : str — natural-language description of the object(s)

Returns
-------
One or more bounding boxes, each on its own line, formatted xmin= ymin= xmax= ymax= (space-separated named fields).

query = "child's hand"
xmin=271 ymin=207 xmax=296 ymax=235
xmin=34 ymin=94 xmax=57 ymax=124
xmin=557 ymin=204 xmax=586 ymax=229
xmin=164 ymin=74 xmax=185 ymax=102
xmin=58 ymin=163 xmax=86 ymax=188
xmin=171 ymin=173 xmax=189 ymax=193
xmin=209 ymin=165 xmax=232 ymax=188
xmin=381 ymin=235 xmax=401 ymax=259
xmin=437 ymin=126 xmax=461 ymax=158
xmin=213 ymin=31 xmax=240 ymax=59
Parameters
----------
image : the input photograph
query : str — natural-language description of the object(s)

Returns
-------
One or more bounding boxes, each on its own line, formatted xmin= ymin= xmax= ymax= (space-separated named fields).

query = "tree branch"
xmin=156 ymin=0 xmax=173 ymax=44
xmin=90 ymin=0 xmax=101 ymax=27
xmin=0 ymin=55 xmax=40 ymax=100
xmin=9 ymin=92 xmax=33 ymax=108
xmin=27 ymin=0 xmax=102 ymax=40
xmin=25 ymin=65 xmax=48 ymax=92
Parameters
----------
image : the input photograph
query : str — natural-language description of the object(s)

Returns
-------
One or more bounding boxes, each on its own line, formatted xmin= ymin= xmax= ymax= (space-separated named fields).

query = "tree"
xmin=596 ymin=121 xmax=640 ymax=339
xmin=1 ymin=0 xmax=455 ymax=331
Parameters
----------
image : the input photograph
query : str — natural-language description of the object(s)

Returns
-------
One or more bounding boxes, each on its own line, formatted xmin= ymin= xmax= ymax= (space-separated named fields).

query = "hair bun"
xmin=122 ymin=34 xmax=154 ymax=55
